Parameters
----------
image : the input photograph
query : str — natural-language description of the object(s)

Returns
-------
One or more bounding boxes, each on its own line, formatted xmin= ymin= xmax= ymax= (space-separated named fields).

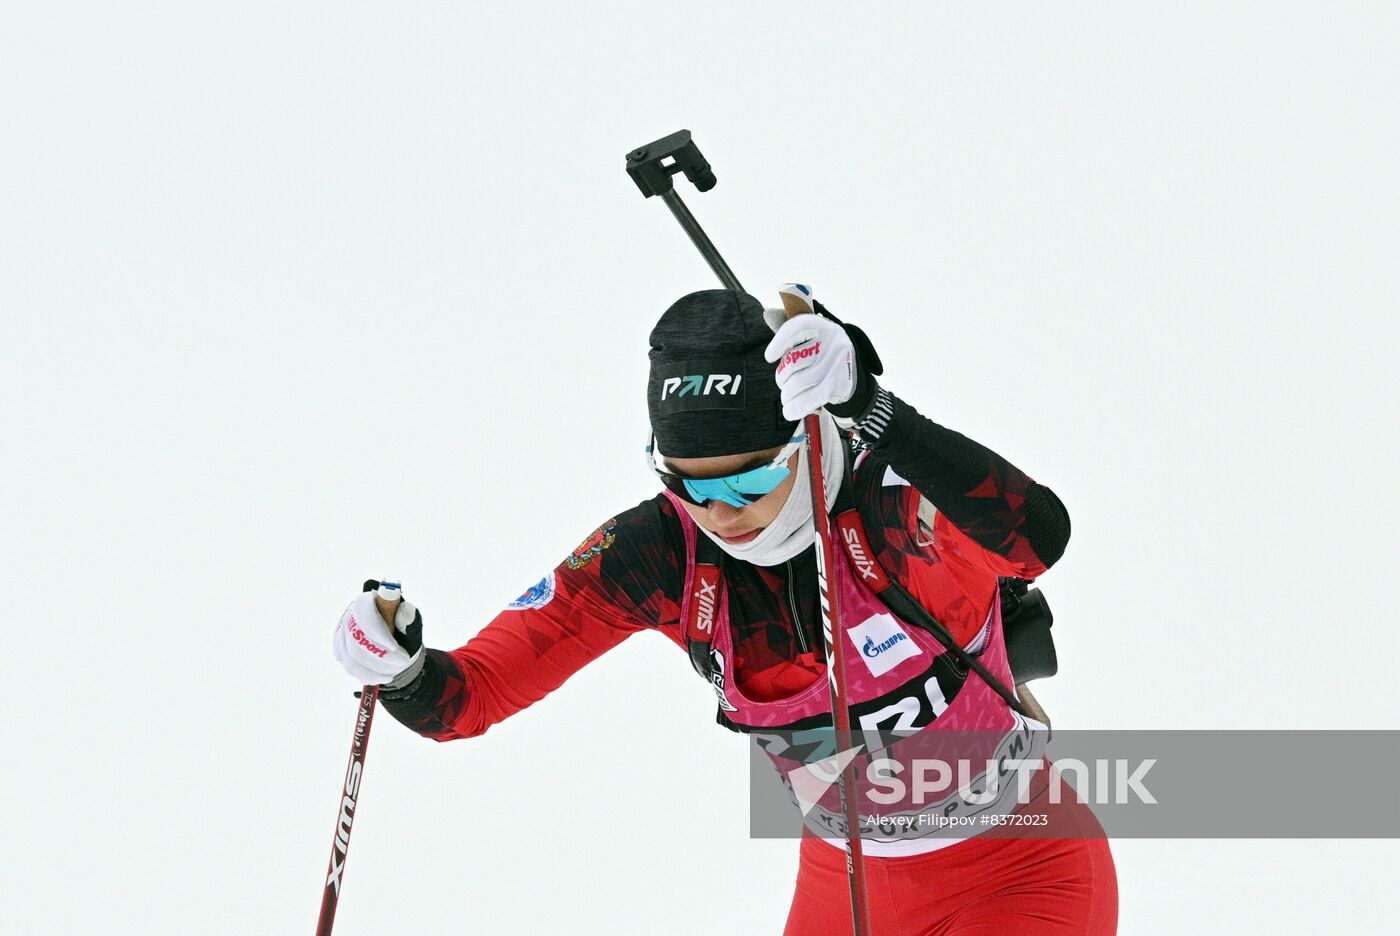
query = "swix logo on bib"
xmin=685 ymin=564 xmax=720 ymax=641
xmin=836 ymin=512 xmax=890 ymax=591
xmin=847 ymin=612 xmax=922 ymax=677
xmin=655 ymin=360 xmax=746 ymax=413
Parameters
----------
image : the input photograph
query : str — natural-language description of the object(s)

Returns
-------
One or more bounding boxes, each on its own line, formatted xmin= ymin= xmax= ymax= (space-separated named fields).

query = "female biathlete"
xmin=332 ymin=288 xmax=1118 ymax=934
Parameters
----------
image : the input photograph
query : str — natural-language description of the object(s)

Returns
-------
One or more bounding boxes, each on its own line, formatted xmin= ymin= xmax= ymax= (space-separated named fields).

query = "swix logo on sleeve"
xmin=847 ymin=613 xmax=922 ymax=677
xmin=685 ymin=564 xmax=720 ymax=642
xmin=347 ymin=614 xmax=389 ymax=658
xmin=654 ymin=360 xmax=747 ymax=414
xmin=776 ymin=341 xmax=821 ymax=375
xmin=835 ymin=511 xmax=890 ymax=591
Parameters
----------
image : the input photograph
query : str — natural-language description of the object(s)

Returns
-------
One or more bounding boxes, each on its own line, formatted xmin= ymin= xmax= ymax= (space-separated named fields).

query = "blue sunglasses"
xmin=646 ymin=432 xmax=805 ymax=508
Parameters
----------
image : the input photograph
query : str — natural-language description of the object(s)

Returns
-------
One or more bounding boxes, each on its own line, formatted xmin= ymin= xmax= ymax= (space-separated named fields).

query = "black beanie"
xmin=647 ymin=289 xmax=799 ymax=459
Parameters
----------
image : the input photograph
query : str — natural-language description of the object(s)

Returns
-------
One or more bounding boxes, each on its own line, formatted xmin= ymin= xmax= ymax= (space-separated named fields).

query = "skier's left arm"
xmin=766 ymin=303 xmax=1069 ymax=579
xmin=329 ymin=500 xmax=688 ymax=743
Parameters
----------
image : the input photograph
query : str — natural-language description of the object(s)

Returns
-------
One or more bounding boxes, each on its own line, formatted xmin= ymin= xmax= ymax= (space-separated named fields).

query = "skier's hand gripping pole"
xmin=777 ymin=284 xmax=873 ymax=936
xmin=315 ymin=580 xmax=402 ymax=936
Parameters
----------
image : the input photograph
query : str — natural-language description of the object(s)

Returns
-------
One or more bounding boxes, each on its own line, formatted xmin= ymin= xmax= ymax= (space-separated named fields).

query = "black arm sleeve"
xmin=855 ymin=385 xmax=1071 ymax=568
xmin=1022 ymin=482 xmax=1071 ymax=568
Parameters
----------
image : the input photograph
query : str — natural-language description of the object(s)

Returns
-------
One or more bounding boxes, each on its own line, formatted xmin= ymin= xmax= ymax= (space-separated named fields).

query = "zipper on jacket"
xmin=786 ymin=559 xmax=811 ymax=655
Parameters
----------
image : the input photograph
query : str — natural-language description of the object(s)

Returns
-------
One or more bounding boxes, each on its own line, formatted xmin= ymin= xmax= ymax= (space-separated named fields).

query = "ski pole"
xmin=315 ymin=580 xmax=402 ymax=936
xmin=625 ymin=132 xmax=872 ymax=936
xmin=777 ymin=284 xmax=873 ymax=936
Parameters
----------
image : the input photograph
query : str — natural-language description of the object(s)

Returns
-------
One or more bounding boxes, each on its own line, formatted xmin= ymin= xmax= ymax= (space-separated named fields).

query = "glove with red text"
xmin=764 ymin=294 xmax=883 ymax=423
xmin=331 ymin=580 xmax=425 ymax=686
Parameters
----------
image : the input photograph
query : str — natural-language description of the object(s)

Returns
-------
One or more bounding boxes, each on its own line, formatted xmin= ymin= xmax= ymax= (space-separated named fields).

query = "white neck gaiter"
xmin=696 ymin=412 xmax=845 ymax=567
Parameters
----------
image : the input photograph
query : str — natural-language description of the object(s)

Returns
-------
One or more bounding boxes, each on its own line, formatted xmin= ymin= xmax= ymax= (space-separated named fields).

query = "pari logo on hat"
xmin=654 ymin=360 xmax=747 ymax=413
xmin=661 ymin=373 xmax=742 ymax=400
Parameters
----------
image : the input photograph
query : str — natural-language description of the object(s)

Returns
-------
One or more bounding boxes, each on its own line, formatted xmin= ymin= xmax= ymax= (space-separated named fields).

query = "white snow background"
xmin=2 ymin=3 xmax=1397 ymax=934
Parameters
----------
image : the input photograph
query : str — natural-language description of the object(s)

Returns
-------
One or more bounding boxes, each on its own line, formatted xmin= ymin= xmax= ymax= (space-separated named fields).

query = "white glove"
xmin=764 ymin=310 xmax=858 ymax=422
xmin=331 ymin=590 xmax=424 ymax=686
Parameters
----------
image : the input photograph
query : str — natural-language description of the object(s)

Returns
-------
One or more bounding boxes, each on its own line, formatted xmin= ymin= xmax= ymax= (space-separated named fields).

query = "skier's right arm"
xmin=341 ymin=499 xmax=685 ymax=742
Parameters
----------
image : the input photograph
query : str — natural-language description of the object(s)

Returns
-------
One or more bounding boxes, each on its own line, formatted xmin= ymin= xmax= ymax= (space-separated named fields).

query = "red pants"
xmin=783 ymin=800 xmax=1117 ymax=936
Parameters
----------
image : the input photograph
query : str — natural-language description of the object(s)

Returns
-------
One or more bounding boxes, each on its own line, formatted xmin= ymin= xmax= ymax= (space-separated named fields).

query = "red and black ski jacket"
xmin=379 ymin=390 xmax=1070 ymax=741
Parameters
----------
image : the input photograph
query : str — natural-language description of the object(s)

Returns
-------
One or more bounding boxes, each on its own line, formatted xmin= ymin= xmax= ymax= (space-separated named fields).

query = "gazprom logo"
xmin=848 ymin=612 xmax=922 ymax=677
xmin=863 ymin=631 xmax=908 ymax=658
xmin=660 ymin=373 xmax=743 ymax=400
